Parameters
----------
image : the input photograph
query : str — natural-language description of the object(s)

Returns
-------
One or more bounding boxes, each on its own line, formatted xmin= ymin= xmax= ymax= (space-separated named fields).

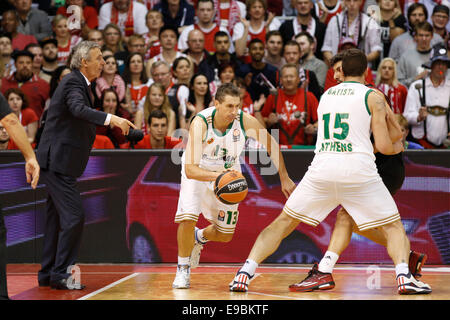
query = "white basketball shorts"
xmin=175 ymin=175 xmax=240 ymax=234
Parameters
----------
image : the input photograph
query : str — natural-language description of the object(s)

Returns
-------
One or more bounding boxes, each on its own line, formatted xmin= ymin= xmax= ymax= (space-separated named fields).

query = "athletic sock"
xmin=395 ymin=263 xmax=409 ymax=277
xmin=178 ymin=256 xmax=190 ymax=267
xmin=240 ymin=259 xmax=258 ymax=277
xmin=318 ymin=251 xmax=339 ymax=274
xmin=197 ymin=228 xmax=208 ymax=244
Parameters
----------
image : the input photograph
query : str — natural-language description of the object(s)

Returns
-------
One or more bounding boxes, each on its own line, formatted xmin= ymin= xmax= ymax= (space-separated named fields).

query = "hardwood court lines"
xmin=79 ymin=265 xmax=450 ymax=300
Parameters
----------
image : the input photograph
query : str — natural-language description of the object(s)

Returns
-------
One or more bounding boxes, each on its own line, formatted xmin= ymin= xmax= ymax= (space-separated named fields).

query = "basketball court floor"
xmin=6 ymin=263 xmax=449 ymax=300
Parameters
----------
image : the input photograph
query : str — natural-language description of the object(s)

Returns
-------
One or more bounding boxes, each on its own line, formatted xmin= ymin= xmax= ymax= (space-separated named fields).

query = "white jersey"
xmin=315 ymin=81 xmax=375 ymax=160
xmin=181 ymin=107 xmax=246 ymax=176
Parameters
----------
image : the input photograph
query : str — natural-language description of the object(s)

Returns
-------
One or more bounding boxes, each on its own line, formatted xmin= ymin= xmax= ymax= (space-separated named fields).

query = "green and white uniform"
xmin=175 ymin=107 xmax=247 ymax=234
xmin=283 ymin=82 xmax=400 ymax=231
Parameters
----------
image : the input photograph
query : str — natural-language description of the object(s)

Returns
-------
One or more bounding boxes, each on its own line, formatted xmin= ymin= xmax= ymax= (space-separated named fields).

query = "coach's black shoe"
xmin=50 ymin=278 xmax=85 ymax=290
xmin=38 ymin=278 xmax=50 ymax=287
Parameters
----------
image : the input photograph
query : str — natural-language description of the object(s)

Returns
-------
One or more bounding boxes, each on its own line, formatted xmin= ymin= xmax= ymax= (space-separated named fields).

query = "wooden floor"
xmin=6 ymin=264 xmax=450 ymax=301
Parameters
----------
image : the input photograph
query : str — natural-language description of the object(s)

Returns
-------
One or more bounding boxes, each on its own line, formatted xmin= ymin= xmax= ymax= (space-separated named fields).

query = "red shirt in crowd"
xmin=261 ymin=87 xmax=319 ymax=146
xmin=1 ymin=74 xmax=50 ymax=118
xmin=56 ymin=5 xmax=99 ymax=29
xmin=133 ymin=135 xmax=183 ymax=149
xmin=92 ymin=135 xmax=115 ymax=149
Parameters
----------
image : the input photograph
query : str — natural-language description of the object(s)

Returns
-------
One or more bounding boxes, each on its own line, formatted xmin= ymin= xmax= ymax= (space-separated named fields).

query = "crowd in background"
xmin=0 ymin=0 xmax=449 ymax=151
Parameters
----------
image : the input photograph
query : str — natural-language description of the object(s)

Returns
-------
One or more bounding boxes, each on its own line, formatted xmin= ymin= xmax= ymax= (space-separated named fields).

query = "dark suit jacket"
xmin=36 ymin=69 xmax=107 ymax=177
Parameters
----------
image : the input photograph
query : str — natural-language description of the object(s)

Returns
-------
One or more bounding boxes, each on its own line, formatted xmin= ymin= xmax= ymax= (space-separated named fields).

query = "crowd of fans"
xmin=0 ymin=0 xmax=449 ymax=151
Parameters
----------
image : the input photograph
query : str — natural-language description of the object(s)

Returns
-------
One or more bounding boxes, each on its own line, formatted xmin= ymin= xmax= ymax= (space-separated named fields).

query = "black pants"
xmin=0 ymin=204 xmax=8 ymax=299
xmin=38 ymin=170 xmax=85 ymax=283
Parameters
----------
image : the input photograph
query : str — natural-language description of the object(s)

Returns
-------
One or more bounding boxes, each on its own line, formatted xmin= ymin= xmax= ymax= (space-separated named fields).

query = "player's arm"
xmin=1 ymin=113 xmax=40 ymax=189
xmin=184 ymin=116 xmax=221 ymax=182
xmin=242 ymin=112 xmax=296 ymax=198
xmin=368 ymin=92 xmax=403 ymax=155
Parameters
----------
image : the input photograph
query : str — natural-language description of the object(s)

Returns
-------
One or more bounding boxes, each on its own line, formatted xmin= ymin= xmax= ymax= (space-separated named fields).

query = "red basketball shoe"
xmin=289 ymin=263 xmax=335 ymax=292
xmin=409 ymin=251 xmax=427 ymax=279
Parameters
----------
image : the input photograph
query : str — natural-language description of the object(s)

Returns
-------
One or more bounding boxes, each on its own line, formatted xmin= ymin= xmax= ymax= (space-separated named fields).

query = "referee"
xmin=0 ymin=92 xmax=40 ymax=300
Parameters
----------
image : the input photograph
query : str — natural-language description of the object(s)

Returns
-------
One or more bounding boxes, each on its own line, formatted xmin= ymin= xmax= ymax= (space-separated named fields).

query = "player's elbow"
xmin=184 ymin=164 xmax=195 ymax=180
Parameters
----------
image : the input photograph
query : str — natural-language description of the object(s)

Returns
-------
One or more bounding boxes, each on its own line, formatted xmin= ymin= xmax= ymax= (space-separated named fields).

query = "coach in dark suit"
xmin=36 ymin=41 xmax=134 ymax=290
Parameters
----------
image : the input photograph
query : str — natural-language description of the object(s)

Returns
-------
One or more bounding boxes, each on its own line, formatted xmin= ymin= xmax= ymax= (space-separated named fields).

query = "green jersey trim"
xmin=364 ymin=89 xmax=373 ymax=116
xmin=239 ymin=111 xmax=247 ymax=140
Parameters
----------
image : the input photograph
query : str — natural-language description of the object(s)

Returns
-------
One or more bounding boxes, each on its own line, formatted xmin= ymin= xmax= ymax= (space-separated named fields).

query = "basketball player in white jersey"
xmin=229 ymin=49 xmax=432 ymax=294
xmin=172 ymin=83 xmax=296 ymax=289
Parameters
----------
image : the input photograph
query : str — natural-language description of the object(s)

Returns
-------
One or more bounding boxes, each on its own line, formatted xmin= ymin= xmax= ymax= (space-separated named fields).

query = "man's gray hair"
xmin=70 ymin=41 xmax=101 ymax=70
xmin=150 ymin=60 xmax=170 ymax=75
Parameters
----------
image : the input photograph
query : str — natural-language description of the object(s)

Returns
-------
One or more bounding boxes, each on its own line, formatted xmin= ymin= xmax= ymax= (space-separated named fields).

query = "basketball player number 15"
xmin=322 ymin=113 xmax=349 ymax=140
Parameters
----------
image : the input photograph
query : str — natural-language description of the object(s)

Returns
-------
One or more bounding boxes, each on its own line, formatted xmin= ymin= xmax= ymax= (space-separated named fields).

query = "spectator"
xmin=178 ymin=0 xmax=233 ymax=54
xmin=172 ymin=55 xmax=192 ymax=86
xmin=260 ymin=63 xmax=319 ymax=146
xmin=95 ymin=88 xmax=132 ymax=148
xmin=234 ymin=76 xmax=261 ymax=118
xmin=0 ymin=0 xmax=15 ymax=16
xmin=322 ymin=0 xmax=382 ymax=66
xmin=233 ymin=0 xmax=281 ymax=62
xmin=389 ymin=3 xmax=443 ymax=63
xmin=1 ymin=50 xmax=50 ymax=118
xmin=169 ymin=56 xmax=191 ymax=128
xmin=95 ymin=55 xmax=127 ymax=106
xmin=51 ymin=15 xmax=82 ymax=66
xmin=87 ymin=29 xmax=104 ymax=48
xmin=312 ymin=0 xmax=343 ymax=24
xmin=283 ymin=40 xmax=323 ymax=101
xmin=0 ymin=32 xmax=15 ymax=77
xmin=122 ymin=52 xmax=150 ymax=129
xmin=56 ymin=0 xmax=99 ymax=39
xmin=323 ymin=43 xmax=375 ymax=91
xmin=150 ymin=60 xmax=173 ymax=93
xmin=143 ymin=10 xmax=164 ymax=61
xmin=375 ymin=57 xmax=408 ymax=114
xmin=395 ymin=113 xmax=424 ymax=149
xmin=147 ymin=25 xmax=187 ymax=73
xmin=134 ymin=109 xmax=182 ymax=149
xmin=397 ymin=21 xmax=434 ymax=88
xmin=431 ymin=5 xmax=449 ymax=46
xmin=279 ymin=0 xmax=327 ymax=60
xmin=183 ymin=29 xmax=215 ymax=81
xmin=263 ymin=30 xmax=285 ymax=70
xmin=296 ymin=31 xmax=328 ymax=89
xmin=403 ymin=43 xmax=450 ymax=148
xmin=153 ymin=0 xmax=195 ymax=34
xmin=203 ymin=31 xmax=241 ymax=81
xmin=98 ymin=0 xmax=149 ymax=42
xmin=127 ymin=34 xmax=147 ymax=57
xmin=14 ymin=0 xmax=52 ymax=41
xmin=143 ymin=82 xmax=176 ymax=135
xmin=213 ymin=0 xmax=246 ymax=36
xmin=102 ymin=23 xmax=127 ymax=73
xmin=185 ymin=73 xmax=213 ymax=124
xmin=4 ymin=87 xmax=38 ymax=144
xmin=1 ymin=10 xmax=37 ymax=51
xmin=39 ymin=37 xmax=59 ymax=82
xmin=236 ymin=38 xmax=278 ymax=101
xmin=0 ymin=121 xmax=19 ymax=150
xmin=378 ymin=0 xmax=407 ymax=60
xmin=25 ymin=43 xmax=46 ymax=81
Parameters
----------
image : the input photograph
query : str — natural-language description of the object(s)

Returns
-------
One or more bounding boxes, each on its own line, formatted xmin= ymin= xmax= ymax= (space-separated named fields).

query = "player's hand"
xmin=25 ymin=157 xmax=40 ymax=189
xmin=280 ymin=176 xmax=296 ymax=199
xmin=110 ymin=115 xmax=136 ymax=135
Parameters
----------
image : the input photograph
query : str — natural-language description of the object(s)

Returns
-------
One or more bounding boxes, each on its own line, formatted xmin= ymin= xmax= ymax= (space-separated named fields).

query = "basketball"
xmin=214 ymin=170 xmax=248 ymax=205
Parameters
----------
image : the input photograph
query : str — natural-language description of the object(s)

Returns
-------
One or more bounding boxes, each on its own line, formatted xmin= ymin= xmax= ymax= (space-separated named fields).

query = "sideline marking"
xmin=78 ymin=272 xmax=140 ymax=300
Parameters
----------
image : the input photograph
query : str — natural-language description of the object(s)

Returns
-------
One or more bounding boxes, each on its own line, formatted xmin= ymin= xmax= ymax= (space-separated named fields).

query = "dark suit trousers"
xmin=38 ymin=169 xmax=85 ymax=283
xmin=0 ymin=205 xmax=8 ymax=299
